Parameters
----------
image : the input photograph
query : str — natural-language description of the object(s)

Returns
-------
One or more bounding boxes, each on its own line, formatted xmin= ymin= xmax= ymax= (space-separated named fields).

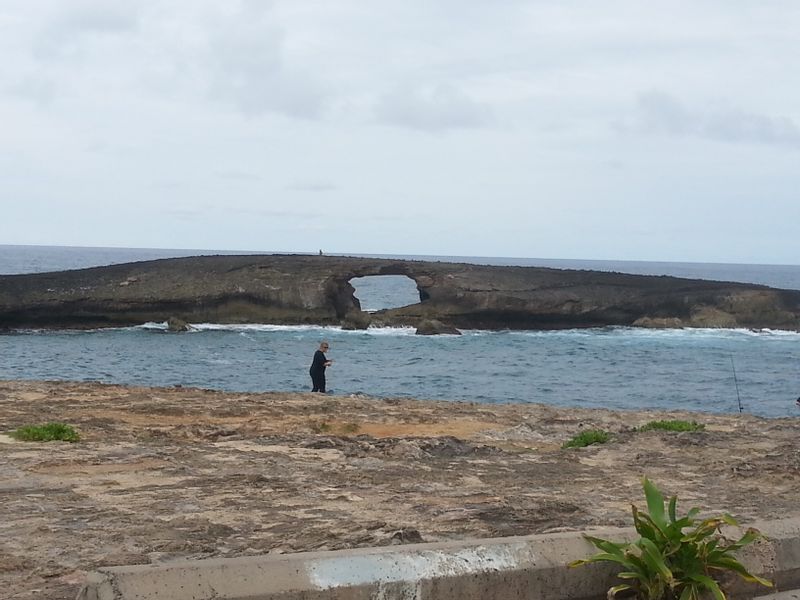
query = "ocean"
xmin=1 ymin=245 xmax=799 ymax=418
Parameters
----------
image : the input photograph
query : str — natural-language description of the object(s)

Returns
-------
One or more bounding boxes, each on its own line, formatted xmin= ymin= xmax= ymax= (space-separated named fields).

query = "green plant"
xmin=570 ymin=477 xmax=771 ymax=600
xmin=562 ymin=429 xmax=611 ymax=449
xmin=639 ymin=420 xmax=705 ymax=433
xmin=10 ymin=422 xmax=80 ymax=442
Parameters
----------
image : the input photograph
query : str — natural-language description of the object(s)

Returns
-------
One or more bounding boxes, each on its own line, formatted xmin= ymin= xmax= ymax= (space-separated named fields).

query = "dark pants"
xmin=310 ymin=370 xmax=326 ymax=393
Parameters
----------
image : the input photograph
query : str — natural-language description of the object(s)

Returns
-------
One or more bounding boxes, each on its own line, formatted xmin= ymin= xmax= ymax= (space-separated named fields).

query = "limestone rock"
xmin=2 ymin=254 xmax=799 ymax=331
xmin=415 ymin=319 xmax=461 ymax=336
xmin=166 ymin=317 xmax=190 ymax=332
xmin=632 ymin=317 xmax=685 ymax=329
xmin=689 ymin=306 xmax=738 ymax=328
xmin=390 ymin=528 xmax=424 ymax=544
xmin=341 ymin=312 xmax=371 ymax=330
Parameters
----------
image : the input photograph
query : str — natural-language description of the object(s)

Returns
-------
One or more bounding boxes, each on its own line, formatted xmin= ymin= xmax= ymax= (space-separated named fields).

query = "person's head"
xmin=319 ymin=341 xmax=329 ymax=352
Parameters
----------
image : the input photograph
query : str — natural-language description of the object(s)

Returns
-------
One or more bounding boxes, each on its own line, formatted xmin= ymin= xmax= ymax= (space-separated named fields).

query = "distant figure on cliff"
xmin=319 ymin=249 xmax=323 ymax=255
xmin=310 ymin=341 xmax=333 ymax=393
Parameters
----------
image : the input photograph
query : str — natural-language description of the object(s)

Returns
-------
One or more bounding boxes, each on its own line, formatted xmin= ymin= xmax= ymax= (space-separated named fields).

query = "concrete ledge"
xmin=78 ymin=518 xmax=800 ymax=600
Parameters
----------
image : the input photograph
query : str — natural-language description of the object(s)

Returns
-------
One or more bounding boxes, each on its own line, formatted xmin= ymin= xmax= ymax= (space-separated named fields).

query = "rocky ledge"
xmin=1 ymin=380 xmax=799 ymax=599
xmin=1 ymin=254 xmax=798 ymax=330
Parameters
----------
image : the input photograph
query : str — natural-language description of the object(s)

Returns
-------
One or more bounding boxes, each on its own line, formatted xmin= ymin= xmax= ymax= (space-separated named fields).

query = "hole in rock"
xmin=350 ymin=275 xmax=421 ymax=312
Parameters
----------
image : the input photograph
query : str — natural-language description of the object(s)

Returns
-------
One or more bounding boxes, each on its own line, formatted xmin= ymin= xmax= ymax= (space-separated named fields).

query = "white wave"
xmin=607 ymin=326 xmax=800 ymax=339
xmin=190 ymin=323 xmax=337 ymax=332
xmin=131 ymin=321 xmax=419 ymax=336
xmin=43 ymin=321 xmax=799 ymax=340
xmin=458 ymin=325 xmax=800 ymax=340
xmin=361 ymin=326 xmax=417 ymax=336
xmin=758 ymin=328 xmax=800 ymax=337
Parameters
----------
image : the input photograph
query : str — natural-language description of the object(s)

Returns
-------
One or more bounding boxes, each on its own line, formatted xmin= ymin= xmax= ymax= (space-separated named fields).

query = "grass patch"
xmin=562 ymin=429 xmax=610 ymax=449
xmin=638 ymin=419 xmax=705 ymax=433
xmin=10 ymin=422 xmax=80 ymax=442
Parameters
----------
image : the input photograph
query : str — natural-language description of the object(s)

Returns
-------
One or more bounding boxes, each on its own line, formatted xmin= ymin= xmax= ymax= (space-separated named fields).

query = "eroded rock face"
xmin=689 ymin=306 xmax=738 ymax=328
xmin=632 ymin=317 xmax=685 ymax=329
xmin=1 ymin=254 xmax=799 ymax=331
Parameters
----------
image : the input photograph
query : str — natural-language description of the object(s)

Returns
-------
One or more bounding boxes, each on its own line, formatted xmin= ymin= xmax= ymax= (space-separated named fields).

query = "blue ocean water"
xmin=1 ymin=245 xmax=799 ymax=418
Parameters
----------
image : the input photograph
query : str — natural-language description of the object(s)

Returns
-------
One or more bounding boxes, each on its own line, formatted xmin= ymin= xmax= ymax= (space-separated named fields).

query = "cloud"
xmin=216 ymin=170 xmax=262 ymax=182
xmin=626 ymin=91 xmax=800 ymax=148
xmin=149 ymin=180 xmax=183 ymax=191
xmin=285 ymin=181 xmax=338 ymax=192
xmin=4 ymin=75 xmax=56 ymax=106
xmin=227 ymin=206 xmax=317 ymax=218
xmin=21 ymin=1 xmax=327 ymax=120
xmin=704 ymin=109 xmax=800 ymax=146
xmin=33 ymin=2 xmax=140 ymax=59
xmin=375 ymin=84 xmax=493 ymax=132
xmin=204 ymin=3 xmax=326 ymax=119
xmin=161 ymin=207 xmax=202 ymax=220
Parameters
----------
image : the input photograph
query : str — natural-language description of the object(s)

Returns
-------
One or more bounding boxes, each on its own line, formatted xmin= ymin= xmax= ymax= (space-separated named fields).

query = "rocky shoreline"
xmin=2 ymin=254 xmax=799 ymax=331
xmin=2 ymin=380 xmax=800 ymax=599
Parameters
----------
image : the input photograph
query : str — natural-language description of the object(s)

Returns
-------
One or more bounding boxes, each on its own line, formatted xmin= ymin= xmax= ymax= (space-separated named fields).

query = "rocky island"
xmin=1 ymin=254 xmax=799 ymax=331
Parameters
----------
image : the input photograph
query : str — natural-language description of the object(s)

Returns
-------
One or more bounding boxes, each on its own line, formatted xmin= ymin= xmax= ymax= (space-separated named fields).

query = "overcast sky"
xmin=2 ymin=1 xmax=799 ymax=264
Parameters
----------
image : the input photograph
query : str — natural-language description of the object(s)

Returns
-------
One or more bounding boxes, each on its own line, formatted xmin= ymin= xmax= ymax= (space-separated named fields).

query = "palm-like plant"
xmin=570 ymin=478 xmax=772 ymax=600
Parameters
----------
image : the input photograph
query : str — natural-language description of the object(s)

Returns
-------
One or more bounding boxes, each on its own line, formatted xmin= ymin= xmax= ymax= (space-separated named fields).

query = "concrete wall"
xmin=77 ymin=518 xmax=800 ymax=600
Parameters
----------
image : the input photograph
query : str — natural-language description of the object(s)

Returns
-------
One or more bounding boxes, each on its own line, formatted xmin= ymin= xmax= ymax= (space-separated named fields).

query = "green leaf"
xmin=569 ymin=552 xmax=633 ymax=568
xmin=673 ymin=507 xmax=701 ymax=530
xmin=669 ymin=496 xmax=678 ymax=524
xmin=584 ymin=535 xmax=627 ymax=557
xmin=634 ymin=509 xmax=660 ymax=540
xmin=637 ymin=512 xmax=669 ymax=543
xmin=643 ymin=477 xmax=667 ymax=528
xmin=608 ymin=584 xmax=633 ymax=599
xmin=639 ymin=538 xmax=674 ymax=583
xmin=723 ymin=529 xmax=763 ymax=552
xmin=720 ymin=514 xmax=739 ymax=527
xmin=688 ymin=574 xmax=725 ymax=600
xmin=678 ymin=585 xmax=695 ymax=600
xmin=708 ymin=557 xmax=773 ymax=587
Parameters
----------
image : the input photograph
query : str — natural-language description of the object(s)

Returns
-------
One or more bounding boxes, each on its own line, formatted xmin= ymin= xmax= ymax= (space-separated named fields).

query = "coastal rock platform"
xmin=2 ymin=380 xmax=799 ymax=599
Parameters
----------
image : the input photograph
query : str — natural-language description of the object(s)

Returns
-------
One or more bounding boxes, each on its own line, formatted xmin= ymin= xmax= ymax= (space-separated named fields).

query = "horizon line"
xmin=1 ymin=243 xmax=798 ymax=269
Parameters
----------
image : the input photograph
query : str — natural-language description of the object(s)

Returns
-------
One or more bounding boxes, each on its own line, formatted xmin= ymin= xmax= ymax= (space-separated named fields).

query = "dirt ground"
xmin=2 ymin=380 xmax=799 ymax=599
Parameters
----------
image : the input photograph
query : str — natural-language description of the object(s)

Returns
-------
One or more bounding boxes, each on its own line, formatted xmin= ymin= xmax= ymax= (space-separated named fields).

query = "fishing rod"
xmin=730 ymin=355 xmax=743 ymax=414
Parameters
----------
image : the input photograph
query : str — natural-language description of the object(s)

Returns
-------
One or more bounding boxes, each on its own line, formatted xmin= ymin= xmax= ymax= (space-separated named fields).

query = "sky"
xmin=1 ymin=1 xmax=799 ymax=264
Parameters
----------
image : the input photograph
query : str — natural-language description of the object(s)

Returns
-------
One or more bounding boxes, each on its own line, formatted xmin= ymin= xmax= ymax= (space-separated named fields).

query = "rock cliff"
xmin=1 ymin=254 xmax=799 ymax=330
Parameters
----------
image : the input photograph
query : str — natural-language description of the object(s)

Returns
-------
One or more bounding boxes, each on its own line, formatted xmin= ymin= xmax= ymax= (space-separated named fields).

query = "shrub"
xmin=562 ymin=429 xmax=611 ymax=449
xmin=570 ymin=477 xmax=771 ymax=600
xmin=639 ymin=420 xmax=705 ymax=433
xmin=10 ymin=422 xmax=80 ymax=442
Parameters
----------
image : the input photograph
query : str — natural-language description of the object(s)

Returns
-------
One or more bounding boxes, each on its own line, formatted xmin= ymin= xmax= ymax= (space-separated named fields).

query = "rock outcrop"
xmin=1 ymin=254 xmax=799 ymax=331
xmin=166 ymin=316 xmax=190 ymax=332
xmin=415 ymin=319 xmax=462 ymax=336
xmin=340 ymin=311 xmax=372 ymax=331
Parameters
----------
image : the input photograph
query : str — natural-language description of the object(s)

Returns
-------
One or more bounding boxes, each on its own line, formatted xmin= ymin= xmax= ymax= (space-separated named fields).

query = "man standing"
xmin=309 ymin=341 xmax=333 ymax=392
